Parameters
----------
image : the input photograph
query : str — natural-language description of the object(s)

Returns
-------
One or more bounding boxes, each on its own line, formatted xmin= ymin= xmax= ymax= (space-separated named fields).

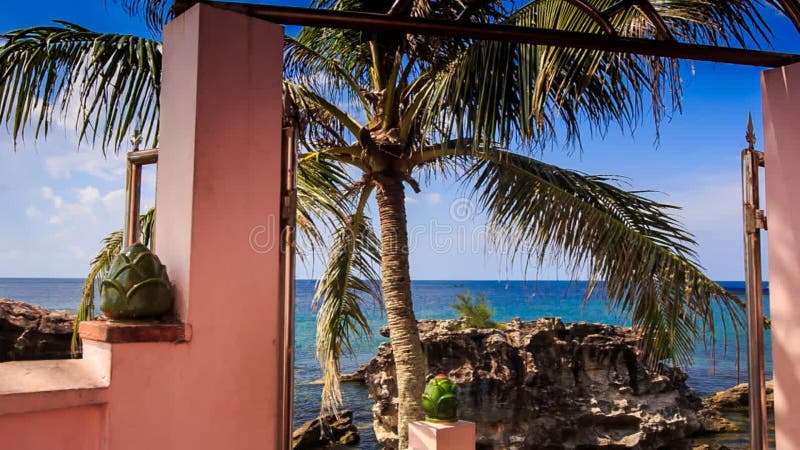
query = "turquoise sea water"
xmin=0 ymin=278 xmax=771 ymax=448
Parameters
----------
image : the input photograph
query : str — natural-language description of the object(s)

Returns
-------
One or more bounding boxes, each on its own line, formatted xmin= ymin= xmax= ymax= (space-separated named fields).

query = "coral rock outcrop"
xmin=364 ymin=318 xmax=702 ymax=449
xmin=0 ymin=298 xmax=76 ymax=362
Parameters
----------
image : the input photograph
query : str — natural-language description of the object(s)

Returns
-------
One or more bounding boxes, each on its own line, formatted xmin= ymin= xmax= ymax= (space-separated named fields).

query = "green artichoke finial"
xmin=422 ymin=374 xmax=459 ymax=423
xmin=100 ymin=243 xmax=174 ymax=321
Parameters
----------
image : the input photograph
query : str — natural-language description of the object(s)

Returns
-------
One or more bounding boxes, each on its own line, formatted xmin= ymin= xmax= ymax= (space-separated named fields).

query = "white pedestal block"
xmin=409 ymin=420 xmax=476 ymax=450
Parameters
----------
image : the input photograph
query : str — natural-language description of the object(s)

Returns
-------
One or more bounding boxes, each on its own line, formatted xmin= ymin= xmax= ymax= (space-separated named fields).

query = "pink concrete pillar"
xmin=763 ymin=61 xmax=800 ymax=450
xmin=409 ymin=421 xmax=476 ymax=450
xmin=101 ymin=4 xmax=288 ymax=450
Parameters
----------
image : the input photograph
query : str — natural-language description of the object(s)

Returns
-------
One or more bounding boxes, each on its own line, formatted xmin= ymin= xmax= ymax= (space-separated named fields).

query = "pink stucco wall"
xmin=0 ymin=4 xmax=288 ymax=450
xmin=108 ymin=5 xmax=286 ymax=449
xmin=763 ymin=62 xmax=800 ymax=450
xmin=0 ymin=405 xmax=106 ymax=450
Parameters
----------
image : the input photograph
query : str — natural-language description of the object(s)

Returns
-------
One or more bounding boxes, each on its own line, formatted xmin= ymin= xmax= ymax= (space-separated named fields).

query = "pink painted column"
xmin=409 ymin=421 xmax=476 ymax=450
xmin=763 ymin=61 xmax=800 ymax=450
xmin=102 ymin=4 xmax=287 ymax=450
xmin=0 ymin=5 xmax=288 ymax=450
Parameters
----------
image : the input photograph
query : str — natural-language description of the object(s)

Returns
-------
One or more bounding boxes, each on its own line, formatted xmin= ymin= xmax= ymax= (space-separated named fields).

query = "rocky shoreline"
xmin=0 ymin=298 xmax=768 ymax=449
xmin=359 ymin=318 xmax=769 ymax=449
xmin=362 ymin=318 xmax=707 ymax=449
xmin=0 ymin=298 xmax=77 ymax=361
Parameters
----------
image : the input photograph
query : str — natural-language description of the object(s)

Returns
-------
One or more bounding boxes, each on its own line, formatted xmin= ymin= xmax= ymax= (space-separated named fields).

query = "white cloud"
xmin=425 ymin=193 xmax=442 ymax=205
xmin=405 ymin=197 xmax=418 ymax=204
xmin=41 ymin=186 xmax=64 ymax=208
xmin=39 ymin=185 xmax=105 ymax=226
xmin=66 ymin=244 xmax=90 ymax=260
xmin=103 ymin=189 xmax=125 ymax=215
xmin=25 ymin=206 xmax=42 ymax=218
xmin=667 ymin=174 xmax=741 ymax=233
xmin=78 ymin=186 xmax=100 ymax=205
xmin=659 ymin=171 xmax=749 ymax=280
xmin=44 ymin=152 xmax=125 ymax=181
xmin=0 ymin=249 xmax=21 ymax=260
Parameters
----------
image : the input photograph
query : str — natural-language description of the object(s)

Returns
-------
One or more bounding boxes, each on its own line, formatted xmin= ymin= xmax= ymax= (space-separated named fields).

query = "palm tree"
xmin=0 ymin=0 xmax=786 ymax=447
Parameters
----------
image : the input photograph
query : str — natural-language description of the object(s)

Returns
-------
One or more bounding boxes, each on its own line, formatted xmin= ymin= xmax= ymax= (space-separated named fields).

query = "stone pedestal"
xmin=409 ymin=420 xmax=476 ymax=450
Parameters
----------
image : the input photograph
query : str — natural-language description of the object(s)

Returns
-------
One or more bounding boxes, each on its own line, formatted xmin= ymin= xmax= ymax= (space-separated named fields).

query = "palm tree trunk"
xmin=375 ymin=175 xmax=427 ymax=449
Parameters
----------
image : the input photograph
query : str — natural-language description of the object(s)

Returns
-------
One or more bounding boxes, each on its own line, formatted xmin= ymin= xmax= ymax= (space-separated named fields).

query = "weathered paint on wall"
xmin=763 ymin=61 xmax=800 ymax=450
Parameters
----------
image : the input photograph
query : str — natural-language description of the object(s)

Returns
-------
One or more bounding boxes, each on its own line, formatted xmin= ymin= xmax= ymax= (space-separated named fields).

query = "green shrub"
xmin=451 ymin=291 xmax=498 ymax=329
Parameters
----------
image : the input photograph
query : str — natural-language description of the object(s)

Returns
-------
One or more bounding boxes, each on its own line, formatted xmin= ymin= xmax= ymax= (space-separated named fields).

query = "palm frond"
xmin=453 ymin=149 xmax=743 ymax=368
xmin=765 ymin=0 xmax=800 ymax=31
xmin=0 ymin=22 xmax=161 ymax=152
xmin=71 ymin=229 xmax=121 ymax=355
xmin=284 ymin=36 xmax=371 ymax=118
xmin=111 ymin=0 xmax=173 ymax=35
xmin=296 ymin=152 xmax=355 ymax=255
xmin=284 ymin=80 xmax=363 ymax=141
xmin=405 ymin=0 xmax=770 ymax=151
xmin=314 ymin=185 xmax=382 ymax=414
xmin=71 ymin=208 xmax=156 ymax=355
xmin=294 ymin=27 xmax=374 ymax=93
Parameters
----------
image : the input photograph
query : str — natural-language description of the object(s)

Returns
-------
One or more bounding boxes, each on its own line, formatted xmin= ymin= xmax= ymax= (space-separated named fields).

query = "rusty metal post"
xmin=278 ymin=119 xmax=298 ymax=449
xmin=741 ymin=113 xmax=768 ymax=450
xmin=123 ymin=133 xmax=144 ymax=247
xmin=122 ymin=132 xmax=159 ymax=248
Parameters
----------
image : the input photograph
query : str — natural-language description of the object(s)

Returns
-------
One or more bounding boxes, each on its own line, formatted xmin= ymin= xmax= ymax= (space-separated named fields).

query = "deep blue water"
xmin=0 ymin=278 xmax=771 ymax=448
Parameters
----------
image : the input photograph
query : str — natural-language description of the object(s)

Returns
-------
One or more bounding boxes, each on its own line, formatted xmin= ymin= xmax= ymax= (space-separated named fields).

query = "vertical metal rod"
xmin=742 ymin=115 xmax=768 ymax=450
xmin=278 ymin=125 xmax=298 ymax=449
xmin=123 ymin=154 xmax=143 ymax=247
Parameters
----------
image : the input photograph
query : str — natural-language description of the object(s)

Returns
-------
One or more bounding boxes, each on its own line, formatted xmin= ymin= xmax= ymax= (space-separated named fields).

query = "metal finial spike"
xmin=130 ymin=128 xmax=143 ymax=151
xmin=746 ymin=113 xmax=756 ymax=150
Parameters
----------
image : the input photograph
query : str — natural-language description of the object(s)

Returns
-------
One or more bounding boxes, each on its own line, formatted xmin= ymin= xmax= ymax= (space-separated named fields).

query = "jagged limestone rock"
xmin=696 ymin=408 xmax=741 ymax=433
xmin=292 ymin=410 xmax=360 ymax=449
xmin=364 ymin=318 xmax=703 ymax=449
xmin=0 ymin=298 xmax=76 ymax=361
xmin=703 ymin=380 xmax=774 ymax=411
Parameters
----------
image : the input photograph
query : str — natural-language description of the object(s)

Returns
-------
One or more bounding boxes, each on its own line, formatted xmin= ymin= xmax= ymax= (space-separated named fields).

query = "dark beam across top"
xmin=174 ymin=1 xmax=800 ymax=68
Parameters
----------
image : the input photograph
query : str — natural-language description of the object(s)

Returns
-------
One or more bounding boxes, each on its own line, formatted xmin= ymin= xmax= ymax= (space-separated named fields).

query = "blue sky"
xmin=1 ymin=1 xmax=799 ymax=280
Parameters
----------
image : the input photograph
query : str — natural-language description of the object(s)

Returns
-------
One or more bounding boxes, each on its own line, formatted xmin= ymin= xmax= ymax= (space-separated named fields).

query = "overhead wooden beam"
xmin=173 ymin=1 xmax=800 ymax=67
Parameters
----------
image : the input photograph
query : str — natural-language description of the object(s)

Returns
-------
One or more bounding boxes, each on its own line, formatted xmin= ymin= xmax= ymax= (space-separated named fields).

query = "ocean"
xmin=0 ymin=278 xmax=771 ymax=448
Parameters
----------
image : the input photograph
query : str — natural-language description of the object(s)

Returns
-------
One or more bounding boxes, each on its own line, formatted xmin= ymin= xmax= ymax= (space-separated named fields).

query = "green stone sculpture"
xmin=100 ymin=243 xmax=174 ymax=320
xmin=422 ymin=374 xmax=459 ymax=423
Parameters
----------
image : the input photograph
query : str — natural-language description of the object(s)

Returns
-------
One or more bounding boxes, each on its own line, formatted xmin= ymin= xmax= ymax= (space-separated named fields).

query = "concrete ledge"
xmin=79 ymin=320 xmax=191 ymax=343
xmin=0 ymin=341 xmax=111 ymax=416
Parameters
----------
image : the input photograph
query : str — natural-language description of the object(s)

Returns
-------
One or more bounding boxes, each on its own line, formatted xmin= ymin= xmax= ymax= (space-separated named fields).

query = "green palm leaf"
xmin=405 ymin=0 xmax=770 ymax=150
xmin=112 ymin=0 xmax=173 ymax=34
xmin=284 ymin=36 xmax=371 ymax=117
xmin=314 ymin=184 xmax=382 ymax=414
xmin=453 ymin=149 xmax=743 ymax=367
xmin=284 ymin=80 xmax=364 ymax=140
xmin=296 ymin=152 xmax=355 ymax=254
xmin=0 ymin=22 xmax=161 ymax=152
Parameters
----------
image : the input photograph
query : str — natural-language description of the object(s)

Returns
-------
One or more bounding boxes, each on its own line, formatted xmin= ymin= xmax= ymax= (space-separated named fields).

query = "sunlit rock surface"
xmin=703 ymin=380 xmax=774 ymax=411
xmin=292 ymin=410 xmax=360 ymax=449
xmin=364 ymin=318 xmax=703 ymax=449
